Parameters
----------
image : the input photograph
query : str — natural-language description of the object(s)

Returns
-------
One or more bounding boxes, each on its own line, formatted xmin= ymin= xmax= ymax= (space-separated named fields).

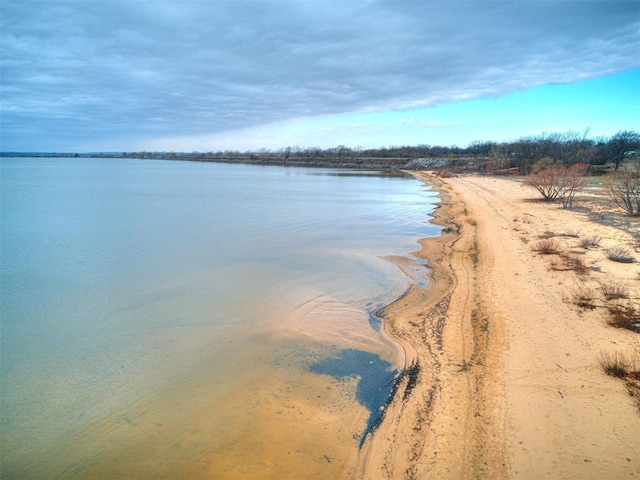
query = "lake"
xmin=0 ymin=157 xmax=439 ymax=479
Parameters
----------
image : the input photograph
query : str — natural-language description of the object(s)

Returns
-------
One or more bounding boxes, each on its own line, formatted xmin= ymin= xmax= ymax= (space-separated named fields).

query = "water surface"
xmin=1 ymin=157 xmax=439 ymax=478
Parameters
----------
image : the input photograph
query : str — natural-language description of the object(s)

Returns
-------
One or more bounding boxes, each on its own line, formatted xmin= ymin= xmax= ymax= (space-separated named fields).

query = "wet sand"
xmin=359 ymin=173 xmax=640 ymax=479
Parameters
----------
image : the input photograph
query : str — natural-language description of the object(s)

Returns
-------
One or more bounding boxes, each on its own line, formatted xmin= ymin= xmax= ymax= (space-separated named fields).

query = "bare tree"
xmin=525 ymin=164 xmax=565 ymax=201
xmin=484 ymin=143 xmax=511 ymax=173
xmin=607 ymin=169 xmax=640 ymax=216
xmin=511 ymin=139 xmax=539 ymax=174
xmin=560 ymin=163 xmax=589 ymax=208
xmin=525 ymin=162 xmax=589 ymax=207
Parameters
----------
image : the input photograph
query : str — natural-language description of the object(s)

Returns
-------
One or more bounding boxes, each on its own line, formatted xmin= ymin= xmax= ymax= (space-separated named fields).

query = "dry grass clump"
xmin=598 ymin=350 xmax=638 ymax=378
xmin=598 ymin=347 xmax=640 ymax=412
xmin=605 ymin=246 xmax=635 ymax=263
xmin=532 ymin=237 xmax=562 ymax=255
xmin=563 ymin=254 xmax=589 ymax=275
xmin=570 ymin=286 xmax=598 ymax=309
xmin=607 ymin=303 xmax=640 ymax=333
xmin=599 ymin=280 xmax=629 ymax=301
xmin=579 ymin=235 xmax=602 ymax=249
xmin=549 ymin=254 xmax=589 ymax=275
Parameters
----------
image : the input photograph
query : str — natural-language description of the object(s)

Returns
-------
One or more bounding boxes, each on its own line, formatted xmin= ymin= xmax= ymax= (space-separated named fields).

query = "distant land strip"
xmin=0 ymin=151 xmax=452 ymax=170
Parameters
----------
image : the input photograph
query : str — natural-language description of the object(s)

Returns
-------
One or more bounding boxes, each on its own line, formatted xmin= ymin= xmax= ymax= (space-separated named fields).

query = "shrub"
xmin=525 ymin=162 xmax=588 ymax=207
xmin=598 ymin=350 xmax=637 ymax=378
xmin=563 ymin=254 xmax=589 ymax=275
xmin=606 ymin=169 xmax=640 ymax=217
xmin=607 ymin=303 xmax=640 ymax=332
xmin=605 ymin=246 xmax=635 ymax=263
xmin=598 ymin=347 xmax=640 ymax=412
xmin=599 ymin=280 xmax=629 ymax=300
xmin=549 ymin=254 xmax=589 ymax=275
xmin=525 ymin=165 xmax=565 ymax=201
xmin=598 ymin=350 xmax=634 ymax=378
xmin=532 ymin=238 xmax=562 ymax=254
xmin=560 ymin=163 xmax=589 ymax=209
xmin=579 ymin=235 xmax=602 ymax=249
xmin=571 ymin=286 xmax=598 ymax=309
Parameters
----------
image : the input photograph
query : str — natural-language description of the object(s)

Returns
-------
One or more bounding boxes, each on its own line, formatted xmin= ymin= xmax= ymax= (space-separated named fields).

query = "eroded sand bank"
xmin=359 ymin=173 xmax=640 ymax=479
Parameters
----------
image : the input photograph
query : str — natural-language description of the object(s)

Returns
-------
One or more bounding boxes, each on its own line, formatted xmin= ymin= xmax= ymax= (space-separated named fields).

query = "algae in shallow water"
xmin=309 ymin=348 xmax=398 ymax=446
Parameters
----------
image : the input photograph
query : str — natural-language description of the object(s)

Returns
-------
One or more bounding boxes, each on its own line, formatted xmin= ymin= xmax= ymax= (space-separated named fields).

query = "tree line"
xmin=231 ymin=129 xmax=637 ymax=167
xmin=477 ymin=130 xmax=639 ymax=174
xmin=160 ymin=129 xmax=638 ymax=173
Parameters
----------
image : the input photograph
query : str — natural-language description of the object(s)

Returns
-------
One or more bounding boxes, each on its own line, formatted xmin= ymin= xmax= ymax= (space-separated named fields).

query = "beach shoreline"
xmin=358 ymin=172 xmax=640 ymax=479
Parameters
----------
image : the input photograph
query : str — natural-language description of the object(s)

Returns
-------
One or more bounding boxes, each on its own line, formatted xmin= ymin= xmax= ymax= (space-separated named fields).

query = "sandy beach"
xmin=359 ymin=173 xmax=640 ymax=479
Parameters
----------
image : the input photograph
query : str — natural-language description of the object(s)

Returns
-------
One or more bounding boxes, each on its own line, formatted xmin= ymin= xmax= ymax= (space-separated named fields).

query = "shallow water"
xmin=0 ymin=157 xmax=439 ymax=478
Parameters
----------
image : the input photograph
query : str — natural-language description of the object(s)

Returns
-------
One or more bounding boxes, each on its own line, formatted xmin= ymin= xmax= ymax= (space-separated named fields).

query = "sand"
xmin=358 ymin=173 xmax=640 ymax=479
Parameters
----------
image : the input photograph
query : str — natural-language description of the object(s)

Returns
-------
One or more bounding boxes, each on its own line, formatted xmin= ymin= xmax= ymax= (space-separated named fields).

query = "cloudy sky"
xmin=1 ymin=0 xmax=639 ymax=152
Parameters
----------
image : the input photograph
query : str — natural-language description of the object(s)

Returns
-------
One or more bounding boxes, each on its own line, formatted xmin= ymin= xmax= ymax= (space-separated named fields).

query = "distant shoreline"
xmin=0 ymin=152 xmax=450 ymax=170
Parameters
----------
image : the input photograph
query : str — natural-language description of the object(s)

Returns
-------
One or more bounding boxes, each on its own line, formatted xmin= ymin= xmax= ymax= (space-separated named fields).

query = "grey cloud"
xmin=1 ymin=0 xmax=638 ymax=150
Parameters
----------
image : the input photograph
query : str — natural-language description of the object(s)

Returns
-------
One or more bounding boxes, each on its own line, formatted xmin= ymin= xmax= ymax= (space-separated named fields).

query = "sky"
xmin=1 ymin=0 xmax=639 ymax=153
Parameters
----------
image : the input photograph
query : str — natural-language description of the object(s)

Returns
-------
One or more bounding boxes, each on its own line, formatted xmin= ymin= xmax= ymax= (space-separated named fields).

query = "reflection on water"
xmin=307 ymin=169 xmax=414 ymax=178
xmin=0 ymin=158 xmax=439 ymax=478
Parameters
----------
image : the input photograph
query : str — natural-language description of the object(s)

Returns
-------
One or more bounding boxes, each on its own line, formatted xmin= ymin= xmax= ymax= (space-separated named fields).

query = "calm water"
xmin=1 ymin=157 xmax=439 ymax=479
